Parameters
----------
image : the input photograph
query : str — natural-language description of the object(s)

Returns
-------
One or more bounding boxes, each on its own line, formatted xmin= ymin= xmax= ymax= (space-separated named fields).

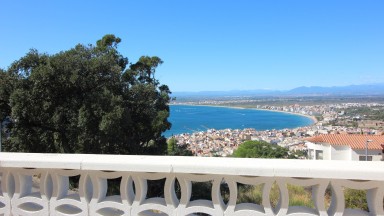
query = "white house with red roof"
xmin=305 ymin=134 xmax=384 ymax=161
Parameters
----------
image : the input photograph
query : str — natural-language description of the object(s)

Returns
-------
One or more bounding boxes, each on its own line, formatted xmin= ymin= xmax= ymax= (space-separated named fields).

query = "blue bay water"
xmin=163 ymin=105 xmax=314 ymax=137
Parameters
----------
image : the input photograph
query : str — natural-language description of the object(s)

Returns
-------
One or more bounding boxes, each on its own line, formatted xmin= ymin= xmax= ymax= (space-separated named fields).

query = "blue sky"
xmin=1 ymin=1 xmax=383 ymax=92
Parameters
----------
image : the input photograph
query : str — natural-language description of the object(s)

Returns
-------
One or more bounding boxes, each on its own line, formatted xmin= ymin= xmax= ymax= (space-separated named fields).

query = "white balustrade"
xmin=0 ymin=153 xmax=384 ymax=216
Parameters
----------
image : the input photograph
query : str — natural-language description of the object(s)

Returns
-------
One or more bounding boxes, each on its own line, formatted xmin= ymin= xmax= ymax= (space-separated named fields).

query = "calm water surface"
xmin=164 ymin=105 xmax=314 ymax=137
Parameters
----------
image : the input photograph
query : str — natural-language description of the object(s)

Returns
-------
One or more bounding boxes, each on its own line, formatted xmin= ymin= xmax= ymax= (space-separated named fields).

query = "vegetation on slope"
xmin=0 ymin=34 xmax=171 ymax=155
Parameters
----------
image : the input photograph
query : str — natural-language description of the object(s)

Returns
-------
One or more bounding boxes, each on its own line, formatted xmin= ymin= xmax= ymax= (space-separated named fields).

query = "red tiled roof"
xmin=306 ymin=134 xmax=384 ymax=150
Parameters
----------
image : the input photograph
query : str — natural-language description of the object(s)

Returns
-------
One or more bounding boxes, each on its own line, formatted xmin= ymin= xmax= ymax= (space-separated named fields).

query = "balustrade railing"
xmin=0 ymin=153 xmax=383 ymax=216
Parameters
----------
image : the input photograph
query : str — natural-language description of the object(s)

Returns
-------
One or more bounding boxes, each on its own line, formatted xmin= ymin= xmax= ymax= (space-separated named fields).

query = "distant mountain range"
xmin=287 ymin=84 xmax=384 ymax=95
xmin=172 ymin=83 xmax=384 ymax=97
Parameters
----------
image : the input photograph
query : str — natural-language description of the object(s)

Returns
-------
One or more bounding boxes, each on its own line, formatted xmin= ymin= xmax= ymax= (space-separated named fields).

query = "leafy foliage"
xmin=344 ymin=106 xmax=384 ymax=121
xmin=0 ymin=69 xmax=15 ymax=122
xmin=2 ymin=35 xmax=171 ymax=154
xmin=167 ymin=137 xmax=193 ymax=156
xmin=232 ymin=140 xmax=289 ymax=158
xmin=344 ymin=188 xmax=368 ymax=211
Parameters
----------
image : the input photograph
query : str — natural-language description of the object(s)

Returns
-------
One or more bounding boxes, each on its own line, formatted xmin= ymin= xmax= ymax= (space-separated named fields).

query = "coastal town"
xmin=170 ymin=102 xmax=384 ymax=157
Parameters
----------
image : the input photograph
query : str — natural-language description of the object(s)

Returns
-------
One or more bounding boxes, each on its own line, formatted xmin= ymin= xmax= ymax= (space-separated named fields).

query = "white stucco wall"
xmin=306 ymin=141 xmax=384 ymax=161
xmin=330 ymin=145 xmax=351 ymax=160
xmin=305 ymin=142 xmax=331 ymax=160
xmin=352 ymin=149 xmax=382 ymax=161
xmin=323 ymin=144 xmax=331 ymax=160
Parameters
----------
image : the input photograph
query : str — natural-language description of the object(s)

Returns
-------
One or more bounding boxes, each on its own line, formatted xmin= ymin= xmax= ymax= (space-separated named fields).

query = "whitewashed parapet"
xmin=0 ymin=153 xmax=384 ymax=215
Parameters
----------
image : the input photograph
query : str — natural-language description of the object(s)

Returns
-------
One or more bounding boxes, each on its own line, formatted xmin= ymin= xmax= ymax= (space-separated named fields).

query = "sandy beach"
xmin=245 ymin=107 xmax=318 ymax=125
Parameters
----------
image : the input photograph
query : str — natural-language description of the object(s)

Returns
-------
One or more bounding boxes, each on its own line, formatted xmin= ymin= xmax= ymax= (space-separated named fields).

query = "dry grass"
xmin=236 ymin=183 xmax=369 ymax=212
xmin=237 ymin=182 xmax=315 ymax=209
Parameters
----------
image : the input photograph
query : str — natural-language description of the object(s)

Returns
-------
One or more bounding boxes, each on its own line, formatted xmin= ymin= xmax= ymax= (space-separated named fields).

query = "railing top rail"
xmin=0 ymin=152 xmax=383 ymax=180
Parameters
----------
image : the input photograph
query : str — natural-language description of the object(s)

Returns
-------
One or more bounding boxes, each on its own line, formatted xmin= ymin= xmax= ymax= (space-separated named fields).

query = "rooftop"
xmin=306 ymin=134 xmax=384 ymax=150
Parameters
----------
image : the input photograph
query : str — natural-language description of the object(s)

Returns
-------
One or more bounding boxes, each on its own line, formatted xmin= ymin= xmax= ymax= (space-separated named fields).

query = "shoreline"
xmin=247 ymin=107 xmax=318 ymax=125
xmin=169 ymin=103 xmax=318 ymax=127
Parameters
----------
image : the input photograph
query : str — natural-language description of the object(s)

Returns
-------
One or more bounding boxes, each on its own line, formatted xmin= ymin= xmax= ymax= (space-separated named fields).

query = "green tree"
xmin=3 ymin=34 xmax=171 ymax=155
xmin=0 ymin=68 xmax=17 ymax=150
xmin=232 ymin=140 xmax=289 ymax=158
xmin=167 ymin=137 xmax=192 ymax=156
xmin=0 ymin=68 xmax=15 ymax=123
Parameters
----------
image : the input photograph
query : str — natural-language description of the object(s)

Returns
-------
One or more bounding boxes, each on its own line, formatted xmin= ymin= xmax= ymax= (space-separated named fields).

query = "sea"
xmin=163 ymin=105 xmax=315 ymax=137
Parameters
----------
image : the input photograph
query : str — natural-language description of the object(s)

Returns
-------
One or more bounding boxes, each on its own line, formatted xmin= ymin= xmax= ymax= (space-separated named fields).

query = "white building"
xmin=306 ymin=134 xmax=384 ymax=161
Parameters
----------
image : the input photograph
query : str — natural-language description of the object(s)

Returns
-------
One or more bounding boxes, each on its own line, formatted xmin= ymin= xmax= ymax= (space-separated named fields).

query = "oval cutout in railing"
xmin=271 ymin=181 xmax=281 ymax=215
xmin=138 ymin=209 xmax=168 ymax=216
xmin=220 ymin=181 xmax=230 ymax=205
xmin=18 ymin=202 xmax=44 ymax=212
xmin=0 ymin=202 xmax=6 ymax=208
xmin=55 ymin=204 xmax=82 ymax=214
xmin=96 ymin=207 xmax=125 ymax=216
